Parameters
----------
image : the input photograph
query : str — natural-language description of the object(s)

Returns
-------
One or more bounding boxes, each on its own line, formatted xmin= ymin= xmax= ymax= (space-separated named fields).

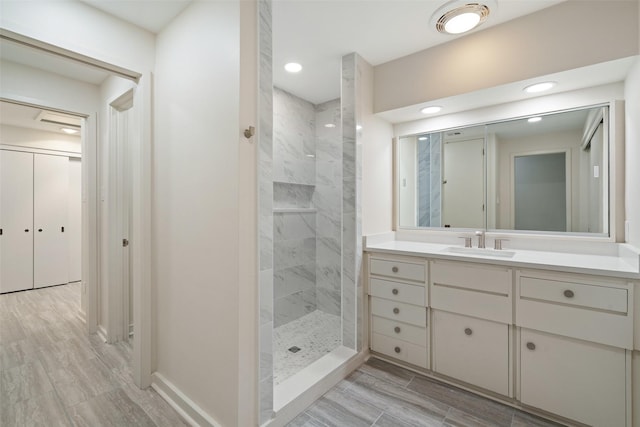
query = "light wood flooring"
xmin=0 ymin=283 xmax=187 ymax=427
xmin=286 ymin=358 xmax=566 ymax=427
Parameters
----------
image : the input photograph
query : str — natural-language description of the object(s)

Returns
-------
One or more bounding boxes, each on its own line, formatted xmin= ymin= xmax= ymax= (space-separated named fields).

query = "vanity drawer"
xmin=369 ymin=278 xmax=426 ymax=306
xmin=517 ymin=272 xmax=632 ymax=349
xmin=432 ymin=310 xmax=510 ymax=396
xmin=370 ymin=258 xmax=426 ymax=282
xmin=370 ymin=297 xmax=426 ymax=327
xmin=371 ymin=316 xmax=427 ymax=347
xmin=371 ymin=332 xmax=427 ymax=368
xmin=431 ymin=261 xmax=512 ymax=323
xmin=520 ymin=276 xmax=627 ymax=313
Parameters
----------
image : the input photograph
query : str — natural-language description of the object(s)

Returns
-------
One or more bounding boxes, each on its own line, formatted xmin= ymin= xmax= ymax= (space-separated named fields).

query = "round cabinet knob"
xmin=38 ymin=229 xmax=43 ymax=232
xmin=563 ymin=289 xmax=575 ymax=298
xmin=25 ymin=229 xmax=29 ymax=232
xmin=393 ymin=307 xmax=400 ymax=314
xmin=394 ymin=326 xmax=401 ymax=334
xmin=391 ymin=266 xmax=399 ymax=273
xmin=394 ymin=346 xmax=401 ymax=354
xmin=392 ymin=288 xmax=399 ymax=295
xmin=526 ymin=342 xmax=536 ymax=351
xmin=464 ymin=328 xmax=473 ymax=336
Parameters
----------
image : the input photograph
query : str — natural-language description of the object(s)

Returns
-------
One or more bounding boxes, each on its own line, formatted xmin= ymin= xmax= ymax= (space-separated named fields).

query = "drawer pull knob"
xmin=526 ymin=342 xmax=536 ymax=351
xmin=394 ymin=326 xmax=401 ymax=334
xmin=563 ymin=289 xmax=574 ymax=298
xmin=392 ymin=266 xmax=399 ymax=273
xmin=393 ymin=307 xmax=400 ymax=314
xmin=392 ymin=288 xmax=399 ymax=295
xmin=394 ymin=346 xmax=401 ymax=353
xmin=464 ymin=328 xmax=473 ymax=336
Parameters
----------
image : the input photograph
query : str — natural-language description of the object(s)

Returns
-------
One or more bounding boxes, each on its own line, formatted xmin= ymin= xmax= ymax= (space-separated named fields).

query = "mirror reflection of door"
xmin=442 ymin=138 xmax=484 ymax=229
xmin=513 ymin=152 xmax=567 ymax=231
xmin=587 ymin=122 xmax=604 ymax=233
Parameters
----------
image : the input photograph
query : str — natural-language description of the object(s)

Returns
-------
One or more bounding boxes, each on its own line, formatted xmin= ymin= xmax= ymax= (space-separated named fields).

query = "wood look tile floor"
xmin=0 ymin=283 xmax=188 ymax=427
xmin=287 ymin=358 xmax=567 ymax=427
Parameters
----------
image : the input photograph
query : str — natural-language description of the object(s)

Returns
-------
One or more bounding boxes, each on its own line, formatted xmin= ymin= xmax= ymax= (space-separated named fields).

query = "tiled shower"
xmin=272 ymin=87 xmax=342 ymax=383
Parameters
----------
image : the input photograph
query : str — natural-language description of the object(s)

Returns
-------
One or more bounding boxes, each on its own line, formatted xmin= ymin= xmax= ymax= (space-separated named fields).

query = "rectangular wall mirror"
xmin=397 ymin=105 xmax=610 ymax=236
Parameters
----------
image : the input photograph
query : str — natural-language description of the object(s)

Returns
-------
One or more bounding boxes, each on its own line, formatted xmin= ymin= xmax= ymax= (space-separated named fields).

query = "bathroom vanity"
xmin=365 ymin=236 xmax=639 ymax=427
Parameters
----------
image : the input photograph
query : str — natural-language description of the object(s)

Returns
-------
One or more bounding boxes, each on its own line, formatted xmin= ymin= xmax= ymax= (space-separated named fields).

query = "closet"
xmin=0 ymin=149 xmax=78 ymax=293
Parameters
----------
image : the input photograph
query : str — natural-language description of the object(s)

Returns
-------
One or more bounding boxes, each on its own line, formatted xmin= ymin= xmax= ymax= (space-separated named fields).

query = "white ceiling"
xmin=1 ymin=0 xmax=631 ymax=125
xmin=78 ymin=0 xmax=564 ymax=104
xmin=0 ymin=101 xmax=83 ymax=136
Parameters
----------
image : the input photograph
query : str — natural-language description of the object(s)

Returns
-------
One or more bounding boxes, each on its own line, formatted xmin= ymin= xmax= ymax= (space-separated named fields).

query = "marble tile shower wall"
xmin=273 ymin=88 xmax=317 ymax=327
xmin=417 ymin=134 xmax=442 ymax=227
xmin=314 ymin=98 xmax=342 ymax=317
xmin=272 ymin=88 xmax=343 ymax=328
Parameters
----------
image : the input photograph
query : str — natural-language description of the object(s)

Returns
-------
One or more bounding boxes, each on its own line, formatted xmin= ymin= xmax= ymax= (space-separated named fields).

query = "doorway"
xmin=0 ymin=32 xmax=152 ymax=388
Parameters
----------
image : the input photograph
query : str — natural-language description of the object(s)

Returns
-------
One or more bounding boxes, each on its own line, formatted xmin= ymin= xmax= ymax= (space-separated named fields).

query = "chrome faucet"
xmin=475 ymin=230 xmax=485 ymax=248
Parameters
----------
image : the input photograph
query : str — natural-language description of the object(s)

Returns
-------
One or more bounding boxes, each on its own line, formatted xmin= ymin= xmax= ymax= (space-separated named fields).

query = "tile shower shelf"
xmin=273 ymin=208 xmax=317 ymax=213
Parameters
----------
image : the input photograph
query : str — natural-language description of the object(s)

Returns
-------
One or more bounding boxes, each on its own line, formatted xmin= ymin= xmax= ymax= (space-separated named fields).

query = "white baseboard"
xmin=151 ymin=372 xmax=222 ymax=427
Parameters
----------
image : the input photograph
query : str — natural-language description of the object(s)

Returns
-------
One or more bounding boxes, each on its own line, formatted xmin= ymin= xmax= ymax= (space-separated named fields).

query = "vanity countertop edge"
xmin=364 ymin=236 xmax=640 ymax=280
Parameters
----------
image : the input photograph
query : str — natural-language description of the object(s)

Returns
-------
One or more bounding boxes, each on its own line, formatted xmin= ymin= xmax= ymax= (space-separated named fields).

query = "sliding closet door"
xmin=0 ymin=150 xmax=34 ymax=293
xmin=34 ymin=154 xmax=69 ymax=288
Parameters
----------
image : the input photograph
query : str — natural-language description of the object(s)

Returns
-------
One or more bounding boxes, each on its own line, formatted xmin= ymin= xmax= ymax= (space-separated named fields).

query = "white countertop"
xmin=365 ymin=239 xmax=640 ymax=279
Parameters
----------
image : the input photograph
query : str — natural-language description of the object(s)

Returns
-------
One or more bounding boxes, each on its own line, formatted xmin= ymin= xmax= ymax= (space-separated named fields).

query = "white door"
xmin=0 ymin=150 xmax=34 ymax=293
xmin=68 ymin=157 xmax=82 ymax=282
xmin=442 ymin=138 xmax=484 ymax=229
xmin=34 ymin=154 xmax=69 ymax=288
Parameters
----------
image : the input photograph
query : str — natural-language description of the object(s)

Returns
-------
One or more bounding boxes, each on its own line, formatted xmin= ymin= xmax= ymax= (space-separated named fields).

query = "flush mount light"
xmin=420 ymin=106 xmax=442 ymax=115
xmin=61 ymin=127 xmax=79 ymax=134
xmin=528 ymin=117 xmax=542 ymax=123
xmin=284 ymin=62 xmax=302 ymax=73
xmin=324 ymin=123 xmax=336 ymax=128
xmin=433 ymin=1 xmax=493 ymax=35
xmin=523 ymin=81 xmax=556 ymax=93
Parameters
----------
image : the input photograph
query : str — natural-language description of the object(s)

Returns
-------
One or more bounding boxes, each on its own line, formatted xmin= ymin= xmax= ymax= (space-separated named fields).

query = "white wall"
xmin=625 ymin=57 xmax=640 ymax=247
xmin=361 ymin=59 xmax=394 ymax=235
xmin=153 ymin=2 xmax=243 ymax=425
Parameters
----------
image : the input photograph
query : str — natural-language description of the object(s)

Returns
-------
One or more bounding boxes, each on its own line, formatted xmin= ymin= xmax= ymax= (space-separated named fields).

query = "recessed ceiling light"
xmin=418 ymin=136 xmax=428 ymax=141
xmin=528 ymin=117 xmax=542 ymax=123
xmin=61 ymin=127 xmax=79 ymax=134
xmin=523 ymin=82 xmax=556 ymax=93
xmin=324 ymin=123 xmax=336 ymax=128
xmin=420 ymin=106 xmax=442 ymax=115
xmin=434 ymin=2 xmax=491 ymax=35
xmin=284 ymin=62 xmax=302 ymax=73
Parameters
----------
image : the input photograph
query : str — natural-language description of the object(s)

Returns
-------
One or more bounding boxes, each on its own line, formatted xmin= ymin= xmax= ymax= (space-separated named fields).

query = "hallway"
xmin=0 ymin=283 xmax=187 ymax=426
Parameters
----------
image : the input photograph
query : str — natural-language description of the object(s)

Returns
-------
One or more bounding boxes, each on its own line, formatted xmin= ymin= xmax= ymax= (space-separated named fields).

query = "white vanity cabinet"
xmin=364 ymin=248 xmax=637 ymax=427
xmin=516 ymin=269 xmax=633 ymax=427
xmin=368 ymin=255 xmax=428 ymax=368
xmin=430 ymin=260 xmax=512 ymax=397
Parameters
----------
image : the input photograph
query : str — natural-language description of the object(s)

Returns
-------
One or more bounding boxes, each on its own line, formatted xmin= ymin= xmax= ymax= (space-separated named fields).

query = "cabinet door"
xmin=433 ymin=310 xmax=510 ymax=396
xmin=34 ymin=154 xmax=69 ymax=288
xmin=0 ymin=150 xmax=34 ymax=293
xmin=520 ymin=329 xmax=626 ymax=427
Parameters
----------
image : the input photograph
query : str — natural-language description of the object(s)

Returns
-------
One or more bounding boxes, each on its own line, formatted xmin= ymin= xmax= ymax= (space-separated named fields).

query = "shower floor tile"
xmin=273 ymin=310 xmax=341 ymax=385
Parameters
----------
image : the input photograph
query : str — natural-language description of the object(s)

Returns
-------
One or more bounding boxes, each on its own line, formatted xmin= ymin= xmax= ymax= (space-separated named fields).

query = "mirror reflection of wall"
xmin=397 ymin=105 xmax=609 ymax=235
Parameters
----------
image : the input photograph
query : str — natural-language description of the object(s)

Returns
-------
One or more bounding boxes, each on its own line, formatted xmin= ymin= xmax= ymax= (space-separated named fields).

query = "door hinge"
xmin=122 ymin=238 xmax=129 ymax=247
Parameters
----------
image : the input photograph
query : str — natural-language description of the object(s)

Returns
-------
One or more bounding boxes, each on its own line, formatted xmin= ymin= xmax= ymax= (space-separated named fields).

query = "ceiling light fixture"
xmin=284 ymin=62 xmax=302 ymax=73
xmin=523 ymin=81 xmax=556 ymax=93
xmin=433 ymin=1 xmax=492 ymax=35
xmin=324 ymin=123 xmax=336 ymax=128
xmin=420 ymin=106 xmax=442 ymax=115
xmin=418 ymin=136 xmax=428 ymax=141
xmin=528 ymin=117 xmax=542 ymax=123
xmin=61 ymin=127 xmax=79 ymax=134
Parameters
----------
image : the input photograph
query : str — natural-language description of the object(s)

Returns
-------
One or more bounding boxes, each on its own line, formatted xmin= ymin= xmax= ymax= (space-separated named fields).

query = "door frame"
xmin=0 ymin=30 xmax=153 ymax=388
